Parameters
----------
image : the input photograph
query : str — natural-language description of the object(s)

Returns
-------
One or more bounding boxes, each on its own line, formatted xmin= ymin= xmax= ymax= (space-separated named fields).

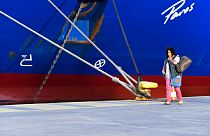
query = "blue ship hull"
xmin=0 ymin=0 xmax=209 ymax=104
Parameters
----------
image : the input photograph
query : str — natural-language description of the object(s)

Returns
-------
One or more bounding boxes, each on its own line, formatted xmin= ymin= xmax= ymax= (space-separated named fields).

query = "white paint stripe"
xmin=63 ymin=102 xmax=127 ymax=107
xmin=63 ymin=101 xmax=164 ymax=107
xmin=134 ymin=102 xmax=164 ymax=105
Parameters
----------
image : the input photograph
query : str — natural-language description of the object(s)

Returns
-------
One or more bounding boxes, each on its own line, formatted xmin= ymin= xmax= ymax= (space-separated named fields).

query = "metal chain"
xmin=34 ymin=3 xmax=84 ymax=100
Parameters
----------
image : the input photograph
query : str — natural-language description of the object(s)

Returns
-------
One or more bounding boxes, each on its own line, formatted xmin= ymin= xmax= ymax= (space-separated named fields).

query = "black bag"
xmin=176 ymin=56 xmax=192 ymax=73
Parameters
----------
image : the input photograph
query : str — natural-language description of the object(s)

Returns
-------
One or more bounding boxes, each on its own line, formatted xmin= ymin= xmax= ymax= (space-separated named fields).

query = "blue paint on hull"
xmin=0 ymin=0 xmax=209 ymax=76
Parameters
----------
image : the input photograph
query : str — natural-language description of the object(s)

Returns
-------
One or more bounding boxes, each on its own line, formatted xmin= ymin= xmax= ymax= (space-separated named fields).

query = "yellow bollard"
xmin=135 ymin=81 xmax=158 ymax=101
xmin=138 ymin=81 xmax=158 ymax=90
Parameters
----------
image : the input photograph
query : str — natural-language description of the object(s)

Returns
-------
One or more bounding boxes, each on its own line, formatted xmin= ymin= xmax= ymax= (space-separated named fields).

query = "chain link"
xmin=34 ymin=3 xmax=84 ymax=100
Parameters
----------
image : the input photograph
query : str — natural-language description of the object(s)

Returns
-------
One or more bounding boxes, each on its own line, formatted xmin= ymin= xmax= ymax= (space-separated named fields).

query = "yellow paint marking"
xmin=0 ymin=108 xmax=24 ymax=113
xmin=1 ymin=101 xmax=165 ymax=113
xmin=10 ymin=104 xmax=80 ymax=111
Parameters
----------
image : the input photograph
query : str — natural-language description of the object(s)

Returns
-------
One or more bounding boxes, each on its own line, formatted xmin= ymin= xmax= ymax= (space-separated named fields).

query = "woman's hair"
xmin=166 ymin=47 xmax=176 ymax=58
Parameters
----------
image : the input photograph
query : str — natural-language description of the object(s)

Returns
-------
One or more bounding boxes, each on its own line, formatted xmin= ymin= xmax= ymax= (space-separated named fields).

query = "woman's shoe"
xmin=164 ymin=102 xmax=171 ymax=105
xmin=178 ymin=101 xmax=183 ymax=105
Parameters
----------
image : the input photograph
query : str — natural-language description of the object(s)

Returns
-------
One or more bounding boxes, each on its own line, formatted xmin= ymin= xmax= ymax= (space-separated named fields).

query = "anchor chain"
xmin=34 ymin=3 xmax=84 ymax=100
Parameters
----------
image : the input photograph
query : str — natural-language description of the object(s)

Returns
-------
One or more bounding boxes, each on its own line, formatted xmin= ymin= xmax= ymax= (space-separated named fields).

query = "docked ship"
xmin=0 ymin=0 xmax=209 ymax=104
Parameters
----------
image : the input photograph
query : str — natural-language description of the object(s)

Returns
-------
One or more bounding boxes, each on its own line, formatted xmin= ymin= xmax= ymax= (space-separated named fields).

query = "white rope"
xmin=121 ymin=68 xmax=137 ymax=84
xmin=48 ymin=0 xmax=135 ymax=89
xmin=0 ymin=10 xmax=136 ymax=96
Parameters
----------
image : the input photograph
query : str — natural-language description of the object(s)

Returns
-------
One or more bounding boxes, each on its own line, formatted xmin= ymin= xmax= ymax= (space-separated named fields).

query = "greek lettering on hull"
xmin=20 ymin=54 xmax=33 ymax=67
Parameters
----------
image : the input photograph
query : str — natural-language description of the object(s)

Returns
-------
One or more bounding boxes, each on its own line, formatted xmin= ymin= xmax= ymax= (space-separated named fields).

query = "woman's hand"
xmin=168 ymin=57 xmax=178 ymax=64
xmin=162 ymin=68 xmax=165 ymax=76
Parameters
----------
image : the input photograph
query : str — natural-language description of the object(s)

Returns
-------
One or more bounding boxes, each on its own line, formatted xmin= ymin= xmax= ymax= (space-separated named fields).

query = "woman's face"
xmin=168 ymin=50 xmax=172 ymax=58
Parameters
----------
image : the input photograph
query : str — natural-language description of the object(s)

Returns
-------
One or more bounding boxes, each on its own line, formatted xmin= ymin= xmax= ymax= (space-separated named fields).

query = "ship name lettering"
xmin=161 ymin=0 xmax=195 ymax=24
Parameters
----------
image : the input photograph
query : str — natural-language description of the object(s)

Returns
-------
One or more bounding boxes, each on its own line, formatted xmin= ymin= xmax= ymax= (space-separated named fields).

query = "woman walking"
xmin=162 ymin=47 xmax=183 ymax=105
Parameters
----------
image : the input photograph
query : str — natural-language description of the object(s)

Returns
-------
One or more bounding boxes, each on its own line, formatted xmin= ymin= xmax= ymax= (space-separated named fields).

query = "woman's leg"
xmin=166 ymin=78 xmax=172 ymax=102
xmin=174 ymin=87 xmax=183 ymax=101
